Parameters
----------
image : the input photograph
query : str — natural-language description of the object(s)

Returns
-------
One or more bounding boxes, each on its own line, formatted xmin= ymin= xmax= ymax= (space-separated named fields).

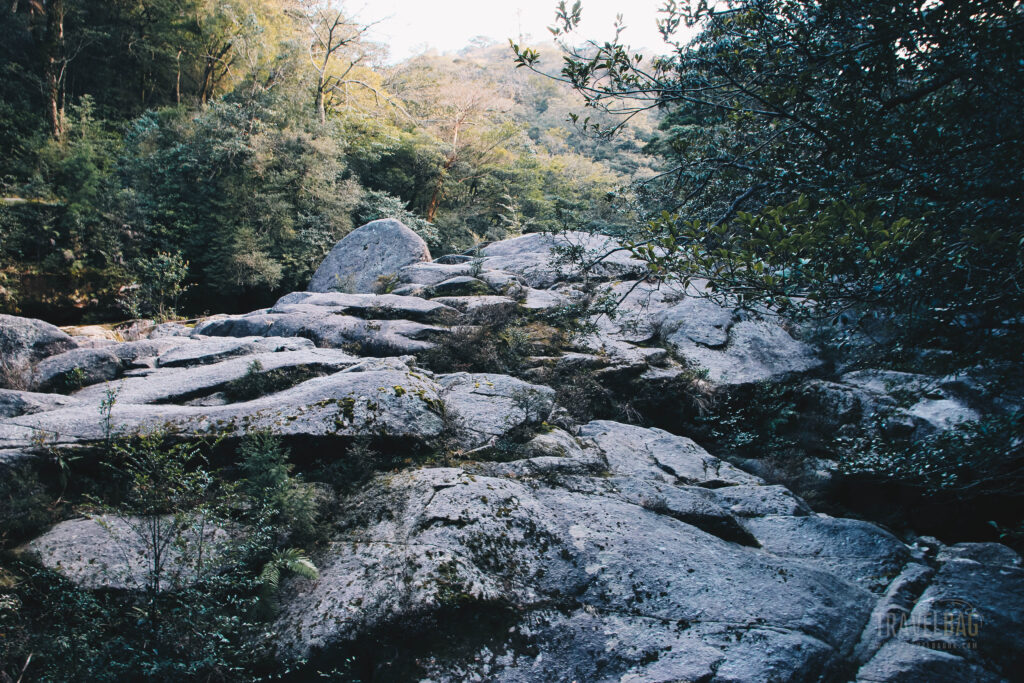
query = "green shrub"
xmin=420 ymin=317 xmax=533 ymax=375
xmin=60 ymin=365 xmax=87 ymax=392
xmin=237 ymin=431 xmax=320 ymax=542
xmin=117 ymin=251 xmax=190 ymax=321
xmin=0 ymin=465 xmax=53 ymax=547
xmin=839 ymin=412 xmax=1024 ymax=500
xmin=0 ymin=426 xmax=338 ymax=680
xmin=311 ymin=435 xmax=386 ymax=492
xmin=222 ymin=360 xmax=325 ymax=402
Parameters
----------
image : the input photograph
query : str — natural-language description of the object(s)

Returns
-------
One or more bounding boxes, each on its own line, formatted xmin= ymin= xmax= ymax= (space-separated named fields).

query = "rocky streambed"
xmin=2 ymin=219 xmax=1020 ymax=681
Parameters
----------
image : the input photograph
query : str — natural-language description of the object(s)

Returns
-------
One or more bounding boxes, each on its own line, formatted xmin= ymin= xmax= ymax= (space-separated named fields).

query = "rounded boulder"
xmin=308 ymin=219 xmax=431 ymax=294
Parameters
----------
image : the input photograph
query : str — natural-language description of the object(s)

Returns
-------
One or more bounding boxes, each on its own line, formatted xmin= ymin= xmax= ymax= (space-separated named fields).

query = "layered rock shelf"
xmin=1 ymin=221 xmax=1019 ymax=681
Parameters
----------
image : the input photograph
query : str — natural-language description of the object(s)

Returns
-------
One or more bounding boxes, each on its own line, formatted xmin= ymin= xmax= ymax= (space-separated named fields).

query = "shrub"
xmin=839 ymin=412 xmax=1024 ymax=501
xmin=237 ymin=431 xmax=320 ymax=543
xmin=0 ymin=425 xmax=335 ymax=680
xmin=540 ymin=287 xmax=618 ymax=341
xmin=117 ymin=251 xmax=190 ymax=321
xmin=373 ymin=273 xmax=401 ymax=294
xmin=93 ymin=431 xmax=223 ymax=595
xmin=420 ymin=316 xmax=533 ymax=375
xmin=0 ymin=464 xmax=53 ymax=547
xmin=311 ymin=435 xmax=387 ymax=492
xmin=222 ymin=360 xmax=326 ymax=403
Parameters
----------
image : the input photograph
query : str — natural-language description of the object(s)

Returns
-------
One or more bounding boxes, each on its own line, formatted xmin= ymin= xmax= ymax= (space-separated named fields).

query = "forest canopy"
xmin=0 ymin=0 xmax=657 ymax=321
xmin=4 ymin=0 xmax=1021 ymax=368
xmin=515 ymin=0 xmax=1024 ymax=364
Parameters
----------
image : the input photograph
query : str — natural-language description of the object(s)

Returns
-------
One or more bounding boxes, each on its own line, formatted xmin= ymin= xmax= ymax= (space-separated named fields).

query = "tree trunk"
xmin=199 ymin=42 xmax=232 ymax=105
xmin=200 ymin=60 xmax=212 ymax=104
xmin=427 ymin=155 xmax=456 ymax=223
xmin=426 ymin=122 xmax=462 ymax=222
xmin=43 ymin=0 xmax=65 ymax=139
xmin=315 ymin=74 xmax=326 ymax=125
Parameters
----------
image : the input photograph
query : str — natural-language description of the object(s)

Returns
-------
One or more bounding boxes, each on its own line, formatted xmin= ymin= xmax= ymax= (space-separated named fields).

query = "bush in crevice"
xmin=420 ymin=322 xmax=533 ymax=375
xmin=687 ymin=381 xmax=805 ymax=461
xmin=547 ymin=366 xmax=620 ymax=425
xmin=222 ymin=360 xmax=327 ymax=402
xmin=0 ymin=464 xmax=53 ymax=548
xmin=542 ymin=363 xmax=712 ymax=428
xmin=307 ymin=435 xmax=391 ymax=492
xmin=539 ymin=286 xmax=618 ymax=341
xmin=839 ymin=412 xmax=1024 ymax=506
xmin=236 ymin=431 xmax=323 ymax=545
xmin=668 ymin=380 xmax=829 ymax=504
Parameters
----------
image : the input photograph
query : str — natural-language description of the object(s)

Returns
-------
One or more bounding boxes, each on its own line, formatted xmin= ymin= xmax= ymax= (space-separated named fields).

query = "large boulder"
xmin=429 ymin=275 xmax=490 ymax=297
xmin=440 ymin=372 xmax=556 ymax=448
xmin=563 ymin=280 xmax=821 ymax=387
xmin=0 ymin=359 xmax=562 ymax=453
xmin=0 ymin=388 xmax=81 ymax=418
xmin=798 ymin=368 xmax=988 ymax=459
xmin=0 ymin=314 xmax=77 ymax=386
xmin=657 ymin=300 xmax=822 ymax=385
xmin=742 ymin=515 xmax=911 ymax=592
xmin=273 ymin=291 xmax=460 ymax=325
xmin=0 ymin=359 xmax=448 ymax=449
xmin=398 ymin=262 xmax=472 ymax=286
xmin=479 ymin=231 xmax=648 ymax=288
xmin=18 ymin=514 xmax=229 ymax=591
xmin=159 ymin=336 xmax=313 ymax=367
xmin=28 ymin=338 xmax=193 ymax=392
xmin=855 ymin=544 xmax=1023 ymax=681
xmin=72 ymin=348 xmax=361 ymax=405
xmin=192 ymin=292 xmax=455 ymax=355
xmin=271 ymin=420 xmax=892 ymax=679
xmin=577 ymin=420 xmax=762 ymax=487
xmin=31 ymin=347 xmax=124 ymax=392
xmin=308 ymin=219 xmax=431 ymax=294
xmin=193 ymin=312 xmax=445 ymax=356
xmin=262 ymin=419 xmax=1022 ymax=681
xmin=431 ymin=295 xmax=519 ymax=322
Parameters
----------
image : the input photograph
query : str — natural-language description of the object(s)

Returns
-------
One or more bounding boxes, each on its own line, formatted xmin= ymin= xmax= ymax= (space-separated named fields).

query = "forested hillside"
xmin=0 ymin=1 xmax=657 ymax=321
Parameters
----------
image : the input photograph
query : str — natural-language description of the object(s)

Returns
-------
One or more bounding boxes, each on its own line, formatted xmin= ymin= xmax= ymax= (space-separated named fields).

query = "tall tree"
xmin=298 ymin=0 xmax=381 ymax=125
xmin=40 ymin=0 xmax=65 ymax=137
xmin=514 ymin=0 xmax=1024 ymax=360
xmin=394 ymin=57 xmax=516 ymax=221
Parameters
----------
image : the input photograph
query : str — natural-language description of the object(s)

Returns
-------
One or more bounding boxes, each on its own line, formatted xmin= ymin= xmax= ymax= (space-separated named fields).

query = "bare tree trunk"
xmin=199 ymin=42 xmax=232 ymax=104
xmin=426 ymin=177 xmax=443 ymax=223
xmin=44 ymin=0 xmax=65 ymax=139
xmin=200 ymin=61 xmax=211 ymax=104
xmin=427 ymin=155 xmax=456 ymax=223
xmin=175 ymin=49 xmax=182 ymax=105
xmin=315 ymin=74 xmax=326 ymax=125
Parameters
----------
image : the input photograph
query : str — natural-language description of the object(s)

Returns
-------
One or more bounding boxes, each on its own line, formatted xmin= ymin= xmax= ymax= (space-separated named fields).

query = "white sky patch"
xmin=354 ymin=0 xmax=679 ymax=62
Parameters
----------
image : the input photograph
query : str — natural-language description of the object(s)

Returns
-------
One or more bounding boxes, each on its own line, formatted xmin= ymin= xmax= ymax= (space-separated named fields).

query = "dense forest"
xmin=516 ymin=0 xmax=1024 ymax=368
xmin=0 ymin=0 xmax=657 ymax=321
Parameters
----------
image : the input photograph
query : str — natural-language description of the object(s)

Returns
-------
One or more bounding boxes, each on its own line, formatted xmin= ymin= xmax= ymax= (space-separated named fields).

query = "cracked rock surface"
xmin=3 ymin=223 xmax=1020 ymax=682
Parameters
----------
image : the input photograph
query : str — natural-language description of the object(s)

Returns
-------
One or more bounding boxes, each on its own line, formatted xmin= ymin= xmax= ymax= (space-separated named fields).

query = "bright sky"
xmin=356 ymin=0 xmax=680 ymax=63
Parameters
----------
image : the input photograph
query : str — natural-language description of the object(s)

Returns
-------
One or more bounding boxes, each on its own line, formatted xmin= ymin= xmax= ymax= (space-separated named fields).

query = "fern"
xmin=258 ymin=549 xmax=319 ymax=614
